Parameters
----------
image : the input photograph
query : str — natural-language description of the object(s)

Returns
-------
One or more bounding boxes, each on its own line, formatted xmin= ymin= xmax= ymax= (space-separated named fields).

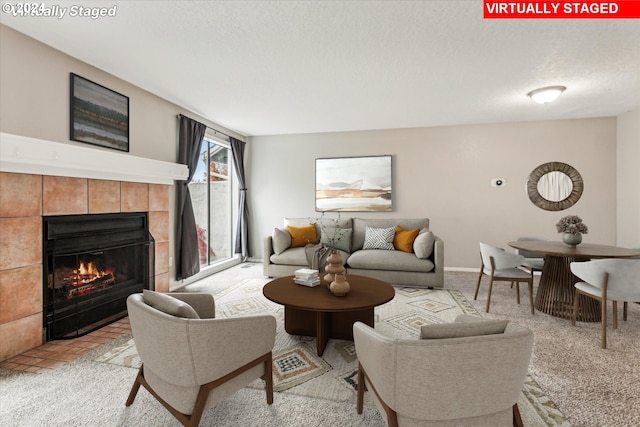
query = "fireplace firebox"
xmin=43 ymin=212 xmax=154 ymax=340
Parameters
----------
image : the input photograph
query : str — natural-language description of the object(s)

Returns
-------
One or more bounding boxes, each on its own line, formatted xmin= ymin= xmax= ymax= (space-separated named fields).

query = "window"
xmin=189 ymin=132 xmax=235 ymax=267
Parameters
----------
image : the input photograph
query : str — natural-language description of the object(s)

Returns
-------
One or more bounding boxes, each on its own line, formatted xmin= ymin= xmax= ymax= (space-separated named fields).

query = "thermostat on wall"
xmin=491 ymin=178 xmax=507 ymax=187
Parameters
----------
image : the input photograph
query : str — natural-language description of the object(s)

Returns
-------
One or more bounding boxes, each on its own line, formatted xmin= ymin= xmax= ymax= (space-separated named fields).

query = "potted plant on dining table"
xmin=556 ymin=215 xmax=588 ymax=247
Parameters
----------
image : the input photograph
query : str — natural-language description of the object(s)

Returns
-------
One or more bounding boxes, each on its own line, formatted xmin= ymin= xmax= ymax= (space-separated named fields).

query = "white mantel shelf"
xmin=0 ymin=132 xmax=188 ymax=185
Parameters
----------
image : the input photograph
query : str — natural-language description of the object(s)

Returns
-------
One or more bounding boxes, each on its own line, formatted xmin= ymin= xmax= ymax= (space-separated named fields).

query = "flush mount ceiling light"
xmin=527 ymin=85 xmax=566 ymax=104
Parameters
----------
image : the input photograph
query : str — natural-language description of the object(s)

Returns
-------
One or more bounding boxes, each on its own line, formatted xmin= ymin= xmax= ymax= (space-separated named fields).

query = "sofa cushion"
xmin=270 ymin=247 xmax=309 ymax=266
xmin=272 ymin=228 xmax=291 ymax=255
xmin=420 ymin=317 xmax=508 ymax=339
xmin=353 ymin=218 xmax=430 ymax=251
xmin=287 ymin=224 xmax=319 ymax=247
xmin=347 ymin=249 xmax=435 ymax=273
xmin=320 ymin=226 xmax=352 ymax=253
xmin=414 ymin=229 xmax=435 ymax=259
xmin=285 ymin=217 xmax=352 ymax=237
xmin=142 ymin=290 xmax=200 ymax=319
xmin=363 ymin=226 xmax=395 ymax=250
xmin=394 ymin=226 xmax=420 ymax=253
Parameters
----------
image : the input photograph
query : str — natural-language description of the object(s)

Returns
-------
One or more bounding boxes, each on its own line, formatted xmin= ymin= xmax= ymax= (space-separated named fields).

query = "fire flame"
xmin=71 ymin=261 xmax=115 ymax=286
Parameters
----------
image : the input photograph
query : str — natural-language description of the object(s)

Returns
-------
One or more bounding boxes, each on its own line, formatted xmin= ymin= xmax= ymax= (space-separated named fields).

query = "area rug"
xmin=95 ymin=277 xmax=570 ymax=426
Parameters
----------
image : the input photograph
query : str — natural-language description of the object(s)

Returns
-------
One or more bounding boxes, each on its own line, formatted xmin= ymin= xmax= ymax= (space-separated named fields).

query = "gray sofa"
xmin=263 ymin=217 xmax=444 ymax=288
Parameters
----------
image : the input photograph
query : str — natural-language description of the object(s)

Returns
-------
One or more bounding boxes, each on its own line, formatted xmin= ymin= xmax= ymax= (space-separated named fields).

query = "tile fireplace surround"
xmin=0 ymin=133 xmax=188 ymax=361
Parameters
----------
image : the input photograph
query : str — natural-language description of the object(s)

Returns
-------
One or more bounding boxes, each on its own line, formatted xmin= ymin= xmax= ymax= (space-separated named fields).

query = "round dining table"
xmin=508 ymin=241 xmax=640 ymax=322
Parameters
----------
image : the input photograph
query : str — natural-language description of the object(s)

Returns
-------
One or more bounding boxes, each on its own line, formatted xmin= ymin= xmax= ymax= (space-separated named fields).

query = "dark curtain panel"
xmin=176 ymin=115 xmax=206 ymax=280
xmin=230 ymin=137 xmax=250 ymax=259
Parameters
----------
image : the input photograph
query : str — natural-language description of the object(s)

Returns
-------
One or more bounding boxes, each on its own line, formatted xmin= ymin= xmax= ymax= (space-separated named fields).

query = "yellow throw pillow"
xmin=394 ymin=225 xmax=420 ymax=253
xmin=287 ymin=224 xmax=319 ymax=247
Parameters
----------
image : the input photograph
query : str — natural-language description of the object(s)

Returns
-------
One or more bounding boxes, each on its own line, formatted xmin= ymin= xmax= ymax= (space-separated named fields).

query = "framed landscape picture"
xmin=70 ymin=73 xmax=129 ymax=152
xmin=316 ymin=155 xmax=392 ymax=212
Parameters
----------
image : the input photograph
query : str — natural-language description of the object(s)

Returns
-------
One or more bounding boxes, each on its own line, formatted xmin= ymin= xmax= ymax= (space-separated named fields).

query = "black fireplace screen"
xmin=43 ymin=212 xmax=154 ymax=340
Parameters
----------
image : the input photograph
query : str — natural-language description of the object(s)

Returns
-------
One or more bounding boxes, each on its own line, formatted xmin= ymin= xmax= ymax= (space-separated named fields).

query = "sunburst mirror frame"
xmin=526 ymin=162 xmax=583 ymax=211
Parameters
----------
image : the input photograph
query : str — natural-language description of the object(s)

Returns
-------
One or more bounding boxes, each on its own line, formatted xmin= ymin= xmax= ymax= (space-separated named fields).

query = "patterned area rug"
xmin=95 ymin=278 xmax=570 ymax=426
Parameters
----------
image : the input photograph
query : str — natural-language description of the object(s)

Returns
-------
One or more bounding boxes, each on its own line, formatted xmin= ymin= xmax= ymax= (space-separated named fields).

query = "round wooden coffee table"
xmin=263 ymin=274 xmax=395 ymax=356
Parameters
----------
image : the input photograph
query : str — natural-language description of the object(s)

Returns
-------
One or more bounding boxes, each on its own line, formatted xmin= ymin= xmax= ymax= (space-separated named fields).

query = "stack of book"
xmin=294 ymin=268 xmax=321 ymax=287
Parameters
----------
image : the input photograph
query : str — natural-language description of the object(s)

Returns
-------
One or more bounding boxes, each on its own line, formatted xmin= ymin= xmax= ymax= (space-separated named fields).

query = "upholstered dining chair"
xmin=514 ymin=236 xmax=545 ymax=274
xmin=475 ymin=242 xmax=535 ymax=314
xmin=570 ymin=259 xmax=640 ymax=349
xmin=353 ymin=316 xmax=534 ymax=427
xmin=125 ymin=290 xmax=276 ymax=427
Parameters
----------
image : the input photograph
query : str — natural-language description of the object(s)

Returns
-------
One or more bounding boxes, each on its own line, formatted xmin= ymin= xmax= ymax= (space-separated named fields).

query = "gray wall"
xmin=616 ymin=109 xmax=640 ymax=249
xmin=248 ymin=118 xmax=623 ymax=269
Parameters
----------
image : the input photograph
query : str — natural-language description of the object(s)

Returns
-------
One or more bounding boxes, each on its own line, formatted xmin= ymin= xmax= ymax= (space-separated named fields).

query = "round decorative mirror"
xmin=527 ymin=162 xmax=583 ymax=211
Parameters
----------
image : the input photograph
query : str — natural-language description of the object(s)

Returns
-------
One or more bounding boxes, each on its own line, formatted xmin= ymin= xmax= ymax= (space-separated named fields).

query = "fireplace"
xmin=43 ymin=212 xmax=155 ymax=340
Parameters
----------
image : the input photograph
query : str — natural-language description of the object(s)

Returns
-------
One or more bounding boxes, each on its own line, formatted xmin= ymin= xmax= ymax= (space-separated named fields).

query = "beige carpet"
xmin=97 ymin=267 xmax=569 ymax=426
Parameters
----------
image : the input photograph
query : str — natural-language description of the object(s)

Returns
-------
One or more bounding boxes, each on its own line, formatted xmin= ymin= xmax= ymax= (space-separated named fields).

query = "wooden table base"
xmin=535 ymin=256 xmax=601 ymax=322
xmin=284 ymin=306 xmax=374 ymax=356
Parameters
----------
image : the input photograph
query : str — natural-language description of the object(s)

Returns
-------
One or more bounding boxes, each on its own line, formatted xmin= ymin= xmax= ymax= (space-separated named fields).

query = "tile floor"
xmin=0 ymin=318 xmax=130 ymax=374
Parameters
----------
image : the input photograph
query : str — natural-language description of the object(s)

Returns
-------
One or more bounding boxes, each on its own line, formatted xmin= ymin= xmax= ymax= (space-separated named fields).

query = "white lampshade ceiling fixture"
xmin=527 ymin=85 xmax=566 ymax=104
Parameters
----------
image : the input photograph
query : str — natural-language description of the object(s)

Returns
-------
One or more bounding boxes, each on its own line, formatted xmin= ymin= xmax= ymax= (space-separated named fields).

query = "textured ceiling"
xmin=2 ymin=1 xmax=639 ymax=136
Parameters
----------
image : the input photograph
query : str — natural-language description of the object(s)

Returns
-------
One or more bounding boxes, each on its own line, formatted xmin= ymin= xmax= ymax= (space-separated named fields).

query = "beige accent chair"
xmin=570 ymin=259 xmax=640 ymax=349
xmin=475 ymin=242 xmax=535 ymax=314
xmin=353 ymin=317 xmax=534 ymax=426
xmin=125 ymin=291 xmax=276 ymax=427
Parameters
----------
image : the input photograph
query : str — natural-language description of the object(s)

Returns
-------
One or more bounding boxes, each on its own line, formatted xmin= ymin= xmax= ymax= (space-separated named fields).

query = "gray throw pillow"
xmin=320 ymin=226 xmax=352 ymax=253
xmin=362 ymin=226 xmax=395 ymax=250
xmin=142 ymin=290 xmax=200 ymax=319
xmin=272 ymin=227 xmax=292 ymax=255
xmin=420 ymin=317 xmax=508 ymax=339
xmin=413 ymin=229 xmax=435 ymax=259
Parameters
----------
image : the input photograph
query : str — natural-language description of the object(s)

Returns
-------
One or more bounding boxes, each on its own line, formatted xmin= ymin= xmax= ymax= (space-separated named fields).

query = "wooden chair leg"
xmin=612 ymin=301 xmax=618 ymax=330
xmin=126 ymin=366 xmax=144 ymax=406
xmin=264 ymin=353 xmax=274 ymax=405
xmin=486 ymin=278 xmax=494 ymax=313
xmin=623 ymin=301 xmax=628 ymax=321
xmin=513 ymin=403 xmax=524 ymax=427
xmin=356 ymin=363 xmax=365 ymax=414
xmin=515 ymin=281 xmax=521 ymax=304
xmin=474 ymin=269 xmax=483 ymax=300
xmin=601 ymin=297 xmax=607 ymax=349
xmin=572 ymin=289 xmax=580 ymax=326
xmin=528 ymin=280 xmax=535 ymax=315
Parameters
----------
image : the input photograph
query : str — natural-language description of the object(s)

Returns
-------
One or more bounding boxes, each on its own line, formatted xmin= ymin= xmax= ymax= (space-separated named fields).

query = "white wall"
xmin=616 ymin=108 xmax=640 ymax=248
xmin=248 ymin=118 xmax=619 ymax=268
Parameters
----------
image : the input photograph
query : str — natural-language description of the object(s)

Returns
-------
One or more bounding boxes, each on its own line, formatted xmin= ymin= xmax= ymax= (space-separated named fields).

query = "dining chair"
xmin=475 ymin=242 xmax=535 ymax=314
xmin=570 ymin=259 xmax=640 ymax=349
xmin=514 ymin=236 xmax=545 ymax=273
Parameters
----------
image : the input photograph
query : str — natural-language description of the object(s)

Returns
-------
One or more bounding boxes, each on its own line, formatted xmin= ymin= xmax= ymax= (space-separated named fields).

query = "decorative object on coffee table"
xmin=556 ymin=215 xmax=588 ymax=247
xmin=330 ymin=273 xmax=350 ymax=296
xmin=324 ymin=250 xmax=345 ymax=283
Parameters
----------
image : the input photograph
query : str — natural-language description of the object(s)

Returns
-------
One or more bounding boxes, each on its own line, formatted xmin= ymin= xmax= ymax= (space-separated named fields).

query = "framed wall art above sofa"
xmin=315 ymin=155 xmax=392 ymax=212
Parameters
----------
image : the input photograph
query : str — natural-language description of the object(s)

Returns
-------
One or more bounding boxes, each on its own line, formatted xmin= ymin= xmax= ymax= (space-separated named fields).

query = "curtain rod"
xmin=177 ymin=114 xmax=232 ymax=140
